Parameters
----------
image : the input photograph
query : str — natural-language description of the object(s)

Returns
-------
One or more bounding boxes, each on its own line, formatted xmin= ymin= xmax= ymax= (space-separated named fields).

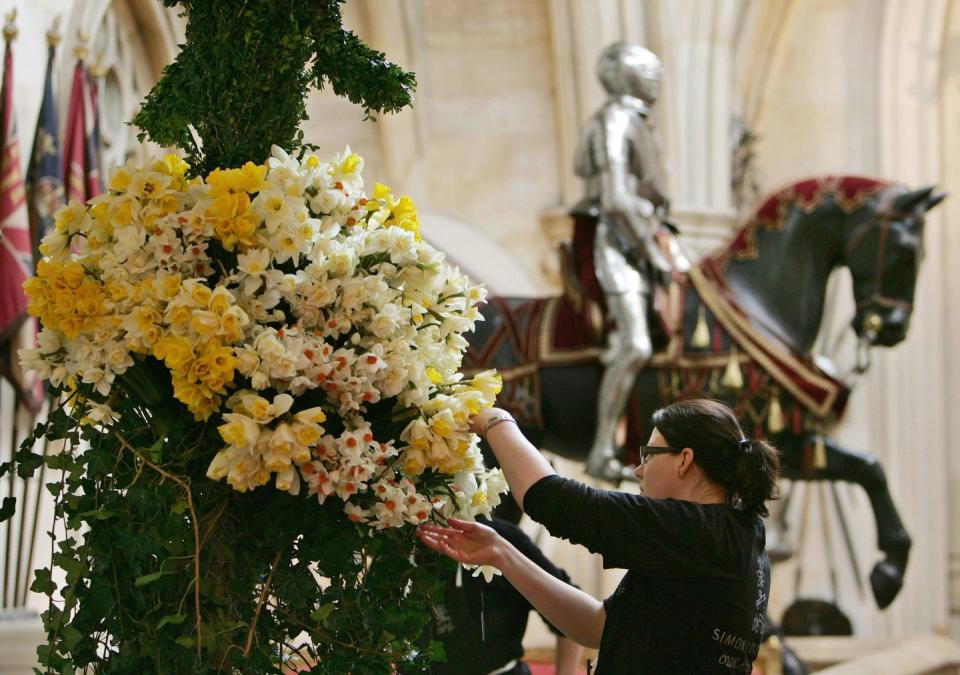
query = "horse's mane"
xmin=711 ymin=175 xmax=893 ymax=264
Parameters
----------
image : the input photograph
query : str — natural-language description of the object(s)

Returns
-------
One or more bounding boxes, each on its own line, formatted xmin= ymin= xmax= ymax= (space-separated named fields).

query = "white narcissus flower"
xmin=206 ymin=449 xmax=233 ymax=481
xmin=466 ymin=565 xmax=502 ymax=583
xmin=267 ymin=145 xmax=299 ymax=174
xmin=85 ymin=402 xmax=119 ymax=427
xmin=329 ymin=145 xmax=365 ymax=193
xmin=267 ymin=228 xmax=303 ymax=266
xmin=233 ymin=391 xmax=292 ymax=423
xmin=263 ymin=423 xmax=296 ymax=471
xmin=236 ymin=248 xmax=272 ymax=295
xmin=113 ymin=224 xmax=148 ymax=261
xmin=36 ymin=328 xmax=62 ymax=354
xmin=275 ymin=466 xmax=301 ymax=496
xmin=483 ymin=468 xmax=508 ymax=510
xmin=18 ymin=348 xmax=54 ymax=380
xmin=302 ymin=462 xmax=338 ymax=504
xmin=343 ymin=502 xmax=370 ymax=523
xmin=22 ymin=147 xmax=509 ymax=532
xmin=219 ymin=413 xmax=261 ymax=449
xmin=252 ymin=188 xmax=296 ymax=233
xmin=373 ymin=497 xmax=406 ymax=529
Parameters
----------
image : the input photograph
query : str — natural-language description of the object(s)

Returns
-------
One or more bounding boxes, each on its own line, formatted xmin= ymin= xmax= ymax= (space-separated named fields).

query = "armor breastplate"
xmin=572 ymin=99 xmax=667 ymax=212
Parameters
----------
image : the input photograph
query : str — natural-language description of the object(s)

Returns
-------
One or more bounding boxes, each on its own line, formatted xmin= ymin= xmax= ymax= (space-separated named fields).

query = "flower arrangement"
xmin=11 ymin=146 xmax=506 ymax=672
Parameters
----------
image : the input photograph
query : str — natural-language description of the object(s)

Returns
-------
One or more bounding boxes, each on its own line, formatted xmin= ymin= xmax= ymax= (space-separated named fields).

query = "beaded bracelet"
xmin=481 ymin=413 xmax=517 ymax=437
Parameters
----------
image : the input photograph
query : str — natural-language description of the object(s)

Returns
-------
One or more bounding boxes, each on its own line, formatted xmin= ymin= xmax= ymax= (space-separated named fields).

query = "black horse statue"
xmin=465 ymin=176 xmax=944 ymax=610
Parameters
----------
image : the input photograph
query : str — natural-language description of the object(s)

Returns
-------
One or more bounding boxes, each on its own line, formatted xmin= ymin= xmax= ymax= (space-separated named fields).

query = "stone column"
xmin=943 ymin=2 xmax=960 ymax=640
xmin=870 ymin=0 xmax=950 ymax=639
xmin=645 ymin=0 xmax=747 ymax=259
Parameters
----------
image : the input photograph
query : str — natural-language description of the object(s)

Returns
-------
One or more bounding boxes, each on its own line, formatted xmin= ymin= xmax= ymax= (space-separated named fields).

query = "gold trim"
xmin=537 ymin=297 xmax=604 ymax=364
xmin=651 ymin=351 xmax=751 ymax=369
xmin=689 ymin=266 xmax=840 ymax=417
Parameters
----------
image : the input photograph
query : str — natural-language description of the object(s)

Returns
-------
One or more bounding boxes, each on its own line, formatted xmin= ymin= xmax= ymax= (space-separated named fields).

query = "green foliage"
xmin=10 ymin=367 xmax=446 ymax=673
xmin=4 ymin=2 xmax=444 ymax=671
xmin=132 ymin=0 xmax=416 ymax=175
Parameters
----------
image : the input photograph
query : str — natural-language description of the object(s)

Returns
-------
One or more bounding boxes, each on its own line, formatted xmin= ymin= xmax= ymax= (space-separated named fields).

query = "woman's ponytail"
xmin=733 ymin=438 xmax=780 ymax=518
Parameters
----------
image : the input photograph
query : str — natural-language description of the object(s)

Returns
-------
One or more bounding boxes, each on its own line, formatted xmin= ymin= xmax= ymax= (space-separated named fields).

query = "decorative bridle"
xmin=842 ymin=188 xmax=918 ymax=373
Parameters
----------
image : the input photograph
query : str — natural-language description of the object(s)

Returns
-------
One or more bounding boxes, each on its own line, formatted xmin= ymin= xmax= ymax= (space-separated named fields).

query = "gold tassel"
xmin=813 ymin=435 xmax=827 ymax=469
xmin=721 ymin=349 xmax=743 ymax=390
xmin=767 ymin=390 xmax=785 ymax=434
xmin=691 ymin=306 xmax=710 ymax=349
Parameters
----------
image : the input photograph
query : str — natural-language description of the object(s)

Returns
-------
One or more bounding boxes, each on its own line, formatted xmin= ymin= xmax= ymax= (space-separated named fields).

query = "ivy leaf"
xmin=0 ymin=496 xmax=14 ymax=523
xmin=16 ymin=451 xmax=43 ymax=478
xmin=142 ymin=437 xmax=165 ymax=464
xmin=157 ymin=613 xmax=187 ymax=630
xmin=310 ymin=603 xmax=336 ymax=628
xmin=134 ymin=570 xmax=174 ymax=587
xmin=76 ymin=507 xmax=115 ymax=521
xmin=59 ymin=557 xmax=84 ymax=585
xmin=174 ymin=636 xmax=195 ymax=649
xmin=61 ymin=625 xmax=84 ymax=650
xmin=30 ymin=567 xmax=56 ymax=596
xmin=36 ymin=643 xmax=53 ymax=665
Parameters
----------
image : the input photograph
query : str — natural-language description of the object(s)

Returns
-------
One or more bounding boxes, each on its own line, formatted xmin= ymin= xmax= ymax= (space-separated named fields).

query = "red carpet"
xmin=529 ymin=663 xmax=586 ymax=675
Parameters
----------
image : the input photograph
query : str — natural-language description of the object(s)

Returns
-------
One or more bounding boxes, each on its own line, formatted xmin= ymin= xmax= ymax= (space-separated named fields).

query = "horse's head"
xmin=845 ymin=186 xmax=945 ymax=347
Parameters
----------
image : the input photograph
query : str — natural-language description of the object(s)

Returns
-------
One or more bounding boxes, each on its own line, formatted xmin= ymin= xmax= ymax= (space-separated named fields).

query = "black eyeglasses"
xmin=638 ymin=445 xmax=682 ymax=465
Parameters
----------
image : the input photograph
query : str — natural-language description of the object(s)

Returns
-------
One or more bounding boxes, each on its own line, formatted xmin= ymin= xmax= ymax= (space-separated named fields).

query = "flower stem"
xmin=244 ymin=549 xmax=283 ymax=658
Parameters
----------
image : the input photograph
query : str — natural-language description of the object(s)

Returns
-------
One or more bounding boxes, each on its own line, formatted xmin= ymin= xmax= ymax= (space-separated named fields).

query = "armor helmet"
xmin=597 ymin=42 xmax=663 ymax=104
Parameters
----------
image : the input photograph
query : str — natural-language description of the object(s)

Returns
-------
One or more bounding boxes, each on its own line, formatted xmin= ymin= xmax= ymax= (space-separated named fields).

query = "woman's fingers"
xmin=446 ymin=518 xmax=476 ymax=532
xmin=416 ymin=526 xmax=460 ymax=547
xmin=417 ymin=529 xmax=472 ymax=562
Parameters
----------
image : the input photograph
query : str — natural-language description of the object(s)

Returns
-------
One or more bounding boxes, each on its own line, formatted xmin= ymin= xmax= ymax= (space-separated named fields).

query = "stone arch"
xmin=58 ymin=0 xmax=181 ymax=167
xmin=419 ymin=209 xmax=545 ymax=296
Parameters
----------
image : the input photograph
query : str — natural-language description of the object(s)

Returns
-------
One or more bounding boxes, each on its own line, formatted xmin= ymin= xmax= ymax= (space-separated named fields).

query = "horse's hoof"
xmin=869 ymin=559 xmax=904 ymax=609
xmin=780 ymin=639 xmax=810 ymax=675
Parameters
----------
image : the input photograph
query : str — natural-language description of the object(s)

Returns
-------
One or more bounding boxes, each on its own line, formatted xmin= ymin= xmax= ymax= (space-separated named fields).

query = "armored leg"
xmin=586 ymin=222 xmax=653 ymax=481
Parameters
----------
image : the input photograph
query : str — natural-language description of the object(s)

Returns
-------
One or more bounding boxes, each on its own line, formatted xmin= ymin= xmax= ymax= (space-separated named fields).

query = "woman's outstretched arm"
xmin=472 ymin=407 xmax=555 ymax=508
xmin=417 ymin=519 xmax=605 ymax=648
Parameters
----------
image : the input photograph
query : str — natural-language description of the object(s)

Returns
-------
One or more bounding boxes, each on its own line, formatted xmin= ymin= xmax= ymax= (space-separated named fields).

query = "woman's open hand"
xmin=416 ymin=518 xmax=504 ymax=568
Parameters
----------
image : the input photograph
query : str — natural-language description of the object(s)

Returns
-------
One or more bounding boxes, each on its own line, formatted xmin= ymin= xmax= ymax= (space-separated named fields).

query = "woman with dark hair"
xmin=417 ymin=398 xmax=780 ymax=674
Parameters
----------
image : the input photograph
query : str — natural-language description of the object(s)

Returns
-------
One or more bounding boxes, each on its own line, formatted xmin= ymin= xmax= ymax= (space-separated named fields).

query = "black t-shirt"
xmin=524 ymin=475 xmax=769 ymax=675
xmin=429 ymin=517 xmax=571 ymax=675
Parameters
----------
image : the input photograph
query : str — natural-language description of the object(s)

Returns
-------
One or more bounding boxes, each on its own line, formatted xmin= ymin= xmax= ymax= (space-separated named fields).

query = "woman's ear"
xmin=678 ymin=447 xmax=695 ymax=478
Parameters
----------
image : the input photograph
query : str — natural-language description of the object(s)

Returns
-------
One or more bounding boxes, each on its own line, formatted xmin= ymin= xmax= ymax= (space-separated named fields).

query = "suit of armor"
xmin=574 ymin=43 xmax=672 ymax=480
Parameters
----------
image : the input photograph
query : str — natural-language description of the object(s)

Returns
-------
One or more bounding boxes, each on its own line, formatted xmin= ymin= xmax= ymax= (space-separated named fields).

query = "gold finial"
xmin=690 ymin=305 xmax=710 ymax=349
xmin=74 ymin=31 xmax=90 ymax=61
xmin=720 ymin=348 xmax=744 ymax=390
xmin=3 ymin=9 xmax=17 ymax=43
xmin=46 ymin=17 xmax=62 ymax=47
xmin=89 ymin=52 xmax=107 ymax=78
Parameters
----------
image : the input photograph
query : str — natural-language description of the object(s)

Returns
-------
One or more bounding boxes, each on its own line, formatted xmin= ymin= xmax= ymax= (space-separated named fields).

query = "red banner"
xmin=0 ymin=36 xmax=41 ymax=412
xmin=63 ymin=59 xmax=101 ymax=204
xmin=0 ymin=40 xmax=30 ymax=343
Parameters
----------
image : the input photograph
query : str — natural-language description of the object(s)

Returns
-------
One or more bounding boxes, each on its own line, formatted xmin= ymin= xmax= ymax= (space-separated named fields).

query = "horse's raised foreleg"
xmin=789 ymin=436 xmax=911 ymax=609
